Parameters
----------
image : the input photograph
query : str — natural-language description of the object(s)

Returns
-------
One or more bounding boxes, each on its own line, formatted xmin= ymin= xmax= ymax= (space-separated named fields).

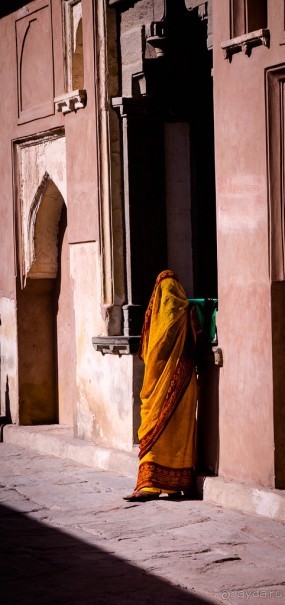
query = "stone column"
xmin=112 ymin=97 xmax=145 ymax=337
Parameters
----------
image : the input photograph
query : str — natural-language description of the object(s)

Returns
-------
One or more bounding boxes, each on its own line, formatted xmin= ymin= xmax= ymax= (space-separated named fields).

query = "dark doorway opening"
xmin=143 ymin=2 xmax=217 ymax=300
xmin=140 ymin=3 xmax=219 ymax=476
xmin=126 ymin=2 xmax=217 ymax=311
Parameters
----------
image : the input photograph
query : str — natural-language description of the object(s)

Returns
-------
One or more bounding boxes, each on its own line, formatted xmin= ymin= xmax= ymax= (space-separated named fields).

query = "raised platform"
xmin=1 ymin=424 xmax=139 ymax=479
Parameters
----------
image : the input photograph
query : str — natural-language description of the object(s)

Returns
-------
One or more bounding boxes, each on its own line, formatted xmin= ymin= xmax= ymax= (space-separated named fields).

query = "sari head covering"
xmin=134 ymin=270 xmax=200 ymax=494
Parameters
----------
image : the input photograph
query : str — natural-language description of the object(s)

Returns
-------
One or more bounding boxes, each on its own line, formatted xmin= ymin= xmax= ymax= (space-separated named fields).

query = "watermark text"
xmin=221 ymin=589 xmax=283 ymax=600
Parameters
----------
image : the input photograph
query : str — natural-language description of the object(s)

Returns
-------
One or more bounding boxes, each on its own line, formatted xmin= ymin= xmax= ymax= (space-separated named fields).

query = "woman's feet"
xmin=123 ymin=490 xmax=161 ymax=502
xmin=123 ymin=488 xmax=197 ymax=502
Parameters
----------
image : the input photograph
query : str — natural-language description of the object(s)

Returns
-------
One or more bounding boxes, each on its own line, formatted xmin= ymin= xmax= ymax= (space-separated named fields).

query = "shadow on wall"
xmin=5 ymin=375 xmax=12 ymax=424
xmin=196 ymin=361 xmax=220 ymax=478
xmin=0 ymin=503 xmax=217 ymax=605
xmin=0 ymin=376 xmax=12 ymax=442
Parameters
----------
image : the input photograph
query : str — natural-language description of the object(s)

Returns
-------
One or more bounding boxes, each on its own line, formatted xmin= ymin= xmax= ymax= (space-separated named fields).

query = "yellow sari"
xmin=134 ymin=270 xmax=199 ymax=495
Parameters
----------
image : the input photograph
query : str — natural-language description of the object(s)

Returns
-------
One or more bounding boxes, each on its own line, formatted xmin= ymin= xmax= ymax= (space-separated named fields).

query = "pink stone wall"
xmin=0 ymin=0 xmax=138 ymax=449
xmin=212 ymin=0 xmax=285 ymax=487
xmin=0 ymin=0 xmax=99 ymax=424
xmin=2 ymin=0 xmax=285 ymax=483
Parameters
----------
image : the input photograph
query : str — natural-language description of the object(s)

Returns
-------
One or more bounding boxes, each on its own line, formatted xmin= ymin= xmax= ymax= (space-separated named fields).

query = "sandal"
xmin=167 ymin=491 xmax=183 ymax=499
xmin=123 ymin=490 xmax=161 ymax=502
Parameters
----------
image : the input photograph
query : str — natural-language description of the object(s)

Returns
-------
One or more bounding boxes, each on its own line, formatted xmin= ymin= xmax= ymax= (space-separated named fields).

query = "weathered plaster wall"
xmin=0 ymin=14 xmax=18 ymax=299
xmin=0 ymin=298 xmax=18 ymax=422
xmin=70 ymin=241 xmax=142 ymax=451
xmin=0 ymin=12 xmax=22 ymax=421
xmin=0 ymin=0 xmax=141 ymax=452
xmin=56 ymin=205 xmax=75 ymax=427
xmin=212 ymin=0 xmax=284 ymax=487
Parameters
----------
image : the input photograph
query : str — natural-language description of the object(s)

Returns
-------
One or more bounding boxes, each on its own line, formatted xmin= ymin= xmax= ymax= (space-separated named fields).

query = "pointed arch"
xmin=27 ymin=174 xmax=65 ymax=279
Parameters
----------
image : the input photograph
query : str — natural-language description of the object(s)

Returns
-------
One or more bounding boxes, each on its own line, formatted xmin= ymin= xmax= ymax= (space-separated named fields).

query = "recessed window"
xmin=230 ymin=0 xmax=267 ymax=38
xmin=222 ymin=0 xmax=269 ymax=60
xmin=62 ymin=0 xmax=84 ymax=92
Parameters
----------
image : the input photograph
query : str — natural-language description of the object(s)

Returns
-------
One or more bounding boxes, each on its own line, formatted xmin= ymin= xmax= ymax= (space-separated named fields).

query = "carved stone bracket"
xmin=145 ymin=21 xmax=167 ymax=59
xmin=54 ymin=89 xmax=87 ymax=114
xmin=221 ymin=29 xmax=270 ymax=61
xmin=111 ymin=96 xmax=158 ymax=119
xmin=198 ymin=346 xmax=223 ymax=368
xmin=212 ymin=347 xmax=223 ymax=367
xmin=92 ymin=335 xmax=141 ymax=356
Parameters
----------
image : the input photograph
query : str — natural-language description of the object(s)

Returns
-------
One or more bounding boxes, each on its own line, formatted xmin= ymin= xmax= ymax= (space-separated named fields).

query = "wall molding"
xmin=266 ymin=65 xmax=285 ymax=281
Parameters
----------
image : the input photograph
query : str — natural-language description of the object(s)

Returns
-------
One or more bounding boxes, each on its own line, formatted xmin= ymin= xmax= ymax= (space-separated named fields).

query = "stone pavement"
xmin=3 ymin=425 xmax=285 ymax=523
xmin=1 ymin=442 xmax=285 ymax=605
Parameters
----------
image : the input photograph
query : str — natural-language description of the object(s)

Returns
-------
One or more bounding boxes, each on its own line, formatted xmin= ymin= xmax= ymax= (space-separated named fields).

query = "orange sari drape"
xmin=135 ymin=270 xmax=199 ymax=494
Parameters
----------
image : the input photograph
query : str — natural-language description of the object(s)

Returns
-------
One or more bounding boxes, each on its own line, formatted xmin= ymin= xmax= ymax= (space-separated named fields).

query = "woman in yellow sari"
xmin=124 ymin=270 xmax=201 ymax=502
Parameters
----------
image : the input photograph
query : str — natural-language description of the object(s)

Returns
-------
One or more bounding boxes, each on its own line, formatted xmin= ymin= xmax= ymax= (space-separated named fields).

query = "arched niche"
xmin=18 ymin=177 xmax=68 ymax=426
xmin=27 ymin=174 xmax=65 ymax=280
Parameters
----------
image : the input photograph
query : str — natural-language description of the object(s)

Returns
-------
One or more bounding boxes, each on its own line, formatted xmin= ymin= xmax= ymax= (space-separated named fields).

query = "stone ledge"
xmin=221 ymin=28 xmax=270 ymax=60
xmin=54 ymin=89 xmax=87 ymax=114
xmin=2 ymin=424 xmax=139 ymax=479
xmin=92 ymin=335 xmax=141 ymax=355
xmin=198 ymin=474 xmax=285 ymax=522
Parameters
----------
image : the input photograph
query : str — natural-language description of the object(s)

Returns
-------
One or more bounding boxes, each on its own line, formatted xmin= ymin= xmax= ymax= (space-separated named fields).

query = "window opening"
xmin=230 ymin=0 xmax=267 ymax=38
xmin=63 ymin=0 xmax=84 ymax=92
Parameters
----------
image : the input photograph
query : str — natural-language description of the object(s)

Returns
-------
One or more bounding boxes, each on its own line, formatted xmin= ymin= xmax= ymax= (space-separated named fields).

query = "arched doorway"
xmin=17 ymin=177 xmax=74 ymax=426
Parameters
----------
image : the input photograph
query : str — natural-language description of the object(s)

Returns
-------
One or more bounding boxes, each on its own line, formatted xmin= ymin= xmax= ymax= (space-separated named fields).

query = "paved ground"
xmin=1 ymin=443 xmax=285 ymax=605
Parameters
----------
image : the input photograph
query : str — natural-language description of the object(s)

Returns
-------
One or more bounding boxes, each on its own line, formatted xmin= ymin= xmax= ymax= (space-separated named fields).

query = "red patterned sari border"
xmin=135 ymin=460 xmax=194 ymax=492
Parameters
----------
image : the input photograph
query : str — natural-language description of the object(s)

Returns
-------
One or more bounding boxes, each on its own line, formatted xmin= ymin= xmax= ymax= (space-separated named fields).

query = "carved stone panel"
xmin=15 ymin=0 xmax=54 ymax=123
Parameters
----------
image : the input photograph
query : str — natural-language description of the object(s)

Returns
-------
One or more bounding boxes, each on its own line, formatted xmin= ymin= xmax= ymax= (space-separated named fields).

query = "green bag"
xmin=187 ymin=298 xmax=218 ymax=344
